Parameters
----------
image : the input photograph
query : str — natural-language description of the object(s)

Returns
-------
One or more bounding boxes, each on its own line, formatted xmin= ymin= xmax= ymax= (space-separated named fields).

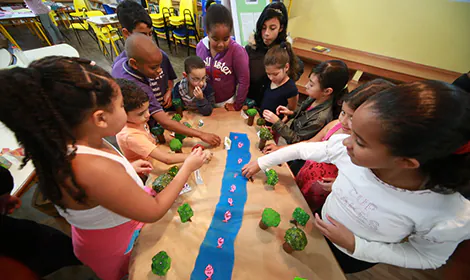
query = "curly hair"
xmin=116 ymin=78 xmax=149 ymax=112
xmin=0 ymin=56 xmax=116 ymax=208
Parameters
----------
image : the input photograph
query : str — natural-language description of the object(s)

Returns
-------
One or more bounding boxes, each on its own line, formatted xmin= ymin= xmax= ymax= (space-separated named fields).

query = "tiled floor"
xmin=6 ymin=23 xmax=449 ymax=280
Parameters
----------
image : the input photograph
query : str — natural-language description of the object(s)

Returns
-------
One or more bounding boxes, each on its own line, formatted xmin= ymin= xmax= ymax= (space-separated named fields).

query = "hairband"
xmin=280 ymin=42 xmax=287 ymax=50
xmin=272 ymin=8 xmax=282 ymax=14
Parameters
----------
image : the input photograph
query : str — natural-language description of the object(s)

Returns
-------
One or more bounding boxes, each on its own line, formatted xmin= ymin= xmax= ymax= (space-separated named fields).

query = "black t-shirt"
xmin=260 ymin=78 xmax=298 ymax=117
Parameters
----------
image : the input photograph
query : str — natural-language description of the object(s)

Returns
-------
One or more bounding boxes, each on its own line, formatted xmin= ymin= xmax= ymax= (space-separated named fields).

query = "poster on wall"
xmin=230 ymin=0 xmax=270 ymax=46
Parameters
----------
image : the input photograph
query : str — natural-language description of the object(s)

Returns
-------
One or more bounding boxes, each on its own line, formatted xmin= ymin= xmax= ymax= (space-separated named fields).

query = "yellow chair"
xmin=169 ymin=0 xmax=198 ymax=55
xmin=169 ymin=0 xmax=194 ymax=26
xmin=151 ymin=0 xmax=174 ymax=51
xmin=87 ymin=13 xmax=121 ymax=60
xmin=69 ymin=0 xmax=90 ymax=30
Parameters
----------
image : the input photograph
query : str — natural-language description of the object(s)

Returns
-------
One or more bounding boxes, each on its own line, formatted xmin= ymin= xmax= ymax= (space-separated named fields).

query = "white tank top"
xmin=55 ymin=141 xmax=145 ymax=230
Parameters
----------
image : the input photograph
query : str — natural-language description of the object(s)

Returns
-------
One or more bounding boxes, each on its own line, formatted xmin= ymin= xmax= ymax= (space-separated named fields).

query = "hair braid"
xmin=0 ymin=56 xmax=116 ymax=207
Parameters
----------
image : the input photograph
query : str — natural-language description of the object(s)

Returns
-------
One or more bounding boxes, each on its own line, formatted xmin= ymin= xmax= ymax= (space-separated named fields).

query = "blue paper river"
xmin=190 ymin=132 xmax=251 ymax=280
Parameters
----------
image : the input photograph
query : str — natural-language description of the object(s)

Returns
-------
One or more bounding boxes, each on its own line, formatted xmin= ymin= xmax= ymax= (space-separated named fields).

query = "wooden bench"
xmin=293 ymin=37 xmax=461 ymax=94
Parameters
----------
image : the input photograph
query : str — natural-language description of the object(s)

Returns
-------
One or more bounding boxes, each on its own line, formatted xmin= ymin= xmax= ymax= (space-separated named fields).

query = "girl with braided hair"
xmin=0 ymin=56 xmax=208 ymax=280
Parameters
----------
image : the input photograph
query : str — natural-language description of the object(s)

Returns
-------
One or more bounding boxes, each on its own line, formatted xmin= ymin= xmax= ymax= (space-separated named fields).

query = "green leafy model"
xmin=169 ymin=138 xmax=183 ymax=153
xmin=246 ymin=108 xmax=258 ymax=126
xmin=177 ymin=203 xmax=194 ymax=223
xmin=265 ymin=169 xmax=279 ymax=187
xmin=150 ymin=124 xmax=166 ymax=144
xmin=168 ymin=165 xmax=179 ymax=177
xmin=172 ymin=98 xmax=184 ymax=117
xmin=259 ymin=127 xmax=273 ymax=150
xmin=152 ymin=173 xmax=173 ymax=193
xmin=283 ymin=227 xmax=308 ymax=253
xmin=293 ymin=277 xmax=307 ymax=280
xmin=256 ymin=118 xmax=266 ymax=126
xmin=259 ymin=208 xmax=281 ymax=229
xmin=183 ymin=121 xmax=192 ymax=128
xmin=151 ymin=251 xmax=171 ymax=276
xmin=175 ymin=133 xmax=187 ymax=142
xmin=291 ymin=207 xmax=311 ymax=227
xmin=171 ymin=113 xmax=182 ymax=122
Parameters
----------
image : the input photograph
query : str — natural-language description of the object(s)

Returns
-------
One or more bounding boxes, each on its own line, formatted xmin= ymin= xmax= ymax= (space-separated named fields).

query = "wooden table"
xmin=129 ymin=109 xmax=346 ymax=280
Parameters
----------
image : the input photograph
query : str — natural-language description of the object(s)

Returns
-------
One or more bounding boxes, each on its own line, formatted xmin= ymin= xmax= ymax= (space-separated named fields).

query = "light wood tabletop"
xmin=129 ymin=108 xmax=346 ymax=280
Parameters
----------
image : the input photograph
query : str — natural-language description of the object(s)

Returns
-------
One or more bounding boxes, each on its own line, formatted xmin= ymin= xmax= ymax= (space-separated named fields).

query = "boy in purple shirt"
xmin=112 ymin=34 xmax=221 ymax=146
xmin=115 ymin=0 xmax=177 ymax=109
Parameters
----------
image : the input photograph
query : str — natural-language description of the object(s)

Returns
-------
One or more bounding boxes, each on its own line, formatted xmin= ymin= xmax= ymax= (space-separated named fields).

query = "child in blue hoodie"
xmin=196 ymin=1 xmax=250 ymax=111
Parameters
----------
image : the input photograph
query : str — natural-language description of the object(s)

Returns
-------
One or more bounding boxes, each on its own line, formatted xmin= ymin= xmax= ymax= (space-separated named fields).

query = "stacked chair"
xmin=168 ymin=0 xmax=199 ymax=55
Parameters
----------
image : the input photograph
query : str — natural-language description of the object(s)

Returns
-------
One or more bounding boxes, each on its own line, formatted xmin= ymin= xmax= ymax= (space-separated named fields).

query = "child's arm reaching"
xmin=242 ymin=139 xmax=333 ymax=178
xmin=73 ymin=148 xmax=207 ymax=223
xmin=149 ymin=147 xmax=188 ymax=165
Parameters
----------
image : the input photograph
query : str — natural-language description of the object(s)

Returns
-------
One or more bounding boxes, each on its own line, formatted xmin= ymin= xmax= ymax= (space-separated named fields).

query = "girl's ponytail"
xmin=280 ymin=41 xmax=301 ymax=81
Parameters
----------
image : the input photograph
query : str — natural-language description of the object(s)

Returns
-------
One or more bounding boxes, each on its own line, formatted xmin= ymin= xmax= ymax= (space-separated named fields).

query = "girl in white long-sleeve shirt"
xmin=242 ymin=80 xmax=470 ymax=273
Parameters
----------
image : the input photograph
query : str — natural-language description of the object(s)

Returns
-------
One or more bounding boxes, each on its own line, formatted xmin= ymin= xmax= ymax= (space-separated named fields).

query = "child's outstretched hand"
xmin=314 ymin=213 xmax=355 ymax=253
xmin=184 ymin=148 xmax=206 ymax=172
xmin=193 ymin=86 xmax=204 ymax=100
xmin=131 ymin=159 xmax=153 ymax=175
xmin=263 ymin=143 xmax=280 ymax=154
xmin=224 ymin=103 xmax=237 ymax=111
xmin=276 ymin=105 xmax=293 ymax=116
xmin=263 ymin=110 xmax=280 ymax=124
xmin=242 ymin=160 xmax=261 ymax=179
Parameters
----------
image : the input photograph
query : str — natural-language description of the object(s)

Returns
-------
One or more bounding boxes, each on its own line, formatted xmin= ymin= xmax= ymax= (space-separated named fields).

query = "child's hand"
xmin=263 ymin=110 xmax=280 ymax=124
xmin=162 ymin=90 xmax=172 ymax=108
xmin=314 ymin=213 xmax=356 ymax=253
xmin=184 ymin=147 xmax=206 ymax=172
xmin=131 ymin=159 xmax=153 ymax=174
xmin=203 ymin=150 xmax=213 ymax=162
xmin=200 ymin=132 xmax=221 ymax=147
xmin=263 ymin=143 xmax=280 ymax=154
xmin=193 ymin=86 xmax=204 ymax=100
xmin=318 ymin=177 xmax=335 ymax=192
xmin=0 ymin=194 xmax=21 ymax=215
xmin=276 ymin=105 xmax=293 ymax=116
xmin=224 ymin=103 xmax=237 ymax=111
xmin=241 ymin=160 xmax=261 ymax=179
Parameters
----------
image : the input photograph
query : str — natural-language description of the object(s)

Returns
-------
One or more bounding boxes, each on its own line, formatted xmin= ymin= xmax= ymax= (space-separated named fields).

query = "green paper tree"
xmin=291 ymin=207 xmax=310 ymax=227
xmin=293 ymin=277 xmax=307 ymax=280
xmin=171 ymin=114 xmax=182 ymax=122
xmin=151 ymin=251 xmax=171 ymax=276
xmin=172 ymin=98 xmax=183 ymax=108
xmin=183 ymin=122 xmax=192 ymax=128
xmin=168 ymin=165 xmax=179 ymax=177
xmin=169 ymin=138 xmax=182 ymax=153
xmin=150 ymin=125 xmax=164 ymax=136
xmin=152 ymin=173 xmax=173 ymax=193
xmin=175 ymin=133 xmax=187 ymax=142
xmin=259 ymin=127 xmax=273 ymax=141
xmin=265 ymin=169 xmax=279 ymax=186
xmin=246 ymin=108 xmax=258 ymax=117
xmin=261 ymin=208 xmax=281 ymax=228
xmin=284 ymin=227 xmax=308 ymax=251
xmin=257 ymin=118 xmax=266 ymax=126
xmin=177 ymin=203 xmax=194 ymax=223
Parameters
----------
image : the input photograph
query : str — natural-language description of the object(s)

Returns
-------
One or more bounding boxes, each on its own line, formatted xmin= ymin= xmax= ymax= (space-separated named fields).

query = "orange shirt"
xmin=116 ymin=122 xmax=157 ymax=162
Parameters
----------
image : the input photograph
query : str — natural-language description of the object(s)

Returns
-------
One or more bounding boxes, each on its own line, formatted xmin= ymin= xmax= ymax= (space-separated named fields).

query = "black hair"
xmin=204 ymin=1 xmax=233 ymax=32
xmin=365 ymin=80 xmax=470 ymax=194
xmin=255 ymin=2 xmax=288 ymax=49
xmin=117 ymin=0 xmax=152 ymax=33
xmin=343 ymin=79 xmax=395 ymax=110
xmin=310 ymin=60 xmax=349 ymax=118
xmin=264 ymin=42 xmax=301 ymax=81
xmin=184 ymin=56 xmax=205 ymax=74
xmin=116 ymin=78 xmax=149 ymax=112
xmin=0 ymin=167 xmax=14 ymax=196
xmin=0 ymin=56 xmax=116 ymax=208
xmin=452 ymin=72 xmax=470 ymax=93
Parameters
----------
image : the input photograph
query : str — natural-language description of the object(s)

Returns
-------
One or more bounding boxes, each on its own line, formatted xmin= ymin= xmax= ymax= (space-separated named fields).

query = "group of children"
xmin=0 ymin=0 xmax=469 ymax=279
